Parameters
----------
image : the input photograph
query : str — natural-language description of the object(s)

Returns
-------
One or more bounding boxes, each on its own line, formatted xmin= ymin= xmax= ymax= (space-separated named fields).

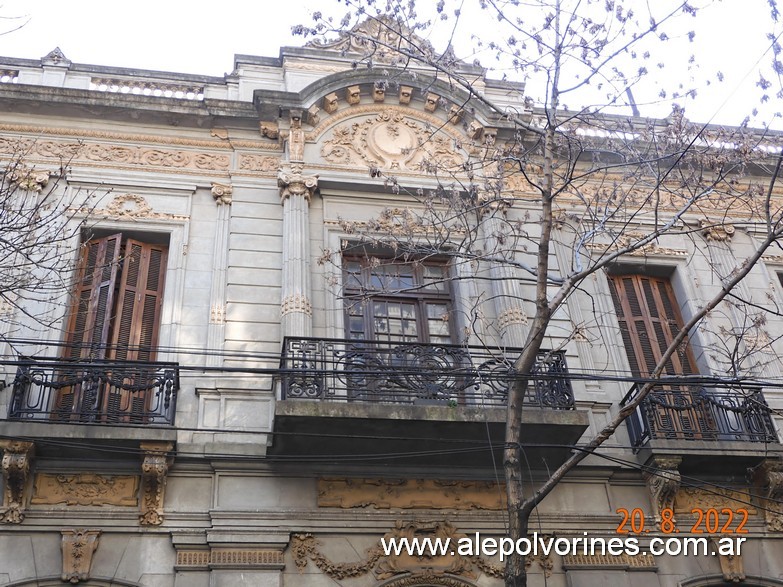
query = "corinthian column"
xmin=278 ymin=112 xmax=318 ymax=338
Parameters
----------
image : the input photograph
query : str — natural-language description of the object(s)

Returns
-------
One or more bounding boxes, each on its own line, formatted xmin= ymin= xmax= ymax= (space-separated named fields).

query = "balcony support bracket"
xmin=0 ymin=440 xmax=34 ymax=524
xmin=139 ymin=441 xmax=174 ymax=526
xmin=751 ymin=458 xmax=783 ymax=532
xmin=645 ymin=456 xmax=681 ymax=528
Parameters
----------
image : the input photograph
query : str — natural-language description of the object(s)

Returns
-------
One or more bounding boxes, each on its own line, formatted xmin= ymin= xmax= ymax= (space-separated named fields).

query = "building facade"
xmin=0 ymin=22 xmax=783 ymax=587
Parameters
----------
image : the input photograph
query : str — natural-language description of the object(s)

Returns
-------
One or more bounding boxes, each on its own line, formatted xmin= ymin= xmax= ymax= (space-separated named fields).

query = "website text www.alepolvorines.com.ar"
xmin=380 ymin=532 xmax=746 ymax=562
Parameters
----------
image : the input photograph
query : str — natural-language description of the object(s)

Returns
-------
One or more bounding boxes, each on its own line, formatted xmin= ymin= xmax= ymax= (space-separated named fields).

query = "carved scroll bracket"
xmin=645 ymin=456 xmax=681 ymax=528
xmin=751 ymin=459 xmax=783 ymax=531
xmin=139 ymin=442 xmax=174 ymax=526
xmin=61 ymin=529 xmax=101 ymax=583
xmin=278 ymin=164 xmax=318 ymax=203
xmin=0 ymin=440 xmax=34 ymax=524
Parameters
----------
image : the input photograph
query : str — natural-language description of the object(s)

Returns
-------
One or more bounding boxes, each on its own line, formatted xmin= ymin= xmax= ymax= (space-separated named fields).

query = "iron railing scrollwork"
xmin=621 ymin=383 xmax=777 ymax=449
xmin=279 ymin=337 xmax=575 ymax=409
xmin=8 ymin=357 xmax=179 ymax=425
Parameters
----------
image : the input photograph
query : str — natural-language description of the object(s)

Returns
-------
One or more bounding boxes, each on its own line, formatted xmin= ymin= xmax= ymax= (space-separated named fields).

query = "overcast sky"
xmin=1 ymin=1 xmax=781 ymax=129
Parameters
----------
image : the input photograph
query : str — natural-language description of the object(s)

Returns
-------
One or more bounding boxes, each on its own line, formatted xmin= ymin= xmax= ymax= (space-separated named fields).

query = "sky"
xmin=0 ymin=0 xmax=781 ymax=129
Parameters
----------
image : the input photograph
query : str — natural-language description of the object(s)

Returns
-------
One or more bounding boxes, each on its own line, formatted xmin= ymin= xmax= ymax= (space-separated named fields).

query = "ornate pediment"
xmin=305 ymin=16 xmax=437 ymax=65
xmin=319 ymin=107 xmax=467 ymax=173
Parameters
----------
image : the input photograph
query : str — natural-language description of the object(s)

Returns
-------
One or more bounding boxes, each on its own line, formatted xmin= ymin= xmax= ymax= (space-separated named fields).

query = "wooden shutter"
xmin=607 ymin=275 xmax=697 ymax=377
xmin=57 ymin=234 xmax=122 ymax=419
xmin=108 ymin=239 xmax=168 ymax=361
xmin=608 ymin=274 xmax=715 ymax=439
xmin=105 ymin=240 xmax=168 ymax=422
xmin=63 ymin=234 xmax=122 ymax=360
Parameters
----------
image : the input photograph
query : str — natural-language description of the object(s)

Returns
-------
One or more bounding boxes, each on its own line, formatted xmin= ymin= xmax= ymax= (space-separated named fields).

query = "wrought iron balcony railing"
xmin=621 ymin=382 xmax=777 ymax=448
xmin=279 ymin=337 xmax=575 ymax=409
xmin=7 ymin=357 xmax=179 ymax=425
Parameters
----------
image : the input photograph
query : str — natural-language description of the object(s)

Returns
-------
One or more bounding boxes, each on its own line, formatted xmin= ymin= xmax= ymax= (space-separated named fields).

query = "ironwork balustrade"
xmin=621 ymin=382 xmax=777 ymax=448
xmin=279 ymin=337 xmax=575 ymax=408
xmin=7 ymin=357 xmax=179 ymax=425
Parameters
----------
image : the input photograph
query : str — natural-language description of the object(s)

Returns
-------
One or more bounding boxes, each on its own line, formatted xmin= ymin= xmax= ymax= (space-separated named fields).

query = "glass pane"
xmin=423 ymin=265 xmax=447 ymax=292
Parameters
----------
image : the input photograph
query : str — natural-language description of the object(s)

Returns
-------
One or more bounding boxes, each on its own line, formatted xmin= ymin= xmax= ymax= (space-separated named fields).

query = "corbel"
xmin=0 ymin=440 xmax=34 ymax=524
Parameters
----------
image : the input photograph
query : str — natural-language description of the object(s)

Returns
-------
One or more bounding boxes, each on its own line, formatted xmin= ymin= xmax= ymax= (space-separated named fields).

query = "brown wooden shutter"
xmin=63 ymin=234 xmax=122 ymax=360
xmin=108 ymin=239 xmax=168 ymax=361
xmin=106 ymin=240 xmax=167 ymax=422
xmin=607 ymin=274 xmax=698 ymax=377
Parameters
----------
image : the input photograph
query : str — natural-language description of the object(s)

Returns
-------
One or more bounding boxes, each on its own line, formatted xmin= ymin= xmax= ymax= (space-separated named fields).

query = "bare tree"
xmin=298 ymin=1 xmax=783 ymax=584
xmin=0 ymin=148 xmax=89 ymax=351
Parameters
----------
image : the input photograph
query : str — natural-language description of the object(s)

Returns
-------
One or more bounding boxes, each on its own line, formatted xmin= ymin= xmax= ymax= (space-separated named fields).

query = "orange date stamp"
xmin=616 ymin=507 xmax=749 ymax=535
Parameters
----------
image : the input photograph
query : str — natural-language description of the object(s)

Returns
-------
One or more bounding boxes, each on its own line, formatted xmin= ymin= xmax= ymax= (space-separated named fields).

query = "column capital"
xmin=278 ymin=164 xmax=318 ymax=203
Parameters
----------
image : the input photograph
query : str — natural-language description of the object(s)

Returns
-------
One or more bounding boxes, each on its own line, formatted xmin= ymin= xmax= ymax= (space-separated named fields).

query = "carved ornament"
xmin=176 ymin=548 xmax=285 ymax=569
xmin=399 ymin=86 xmax=413 ymax=105
xmin=0 ymin=136 xmax=230 ymax=171
xmin=305 ymin=16 xmax=436 ymax=65
xmin=320 ymin=108 xmax=466 ymax=173
xmin=260 ymin=122 xmax=279 ymax=140
xmin=563 ymin=552 xmax=656 ymax=569
xmin=317 ymin=478 xmax=505 ymax=510
xmin=32 ymin=473 xmax=139 ymax=507
xmin=281 ymin=294 xmax=313 ymax=317
xmin=61 ymin=529 xmax=100 ymax=583
xmin=645 ymin=456 xmax=681 ymax=528
xmin=0 ymin=441 xmax=34 ymax=524
xmin=751 ymin=459 xmax=783 ymax=531
xmin=307 ymin=104 xmax=321 ymax=126
xmin=0 ymin=122 xmax=278 ymax=150
xmin=239 ymin=154 xmax=280 ymax=172
xmin=42 ymin=47 xmax=71 ymax=67
xmin=424 ymin=93 xmax=441 ymax=113
xmin=586 ymin=231 xmax=687 ymax=258
xmin=104 ymin=193 xmax=153 ymax=218
xmin=9 ymin=165 xmax=50 ymax=192
xmin=674 ymin=487 xmax=755 ymax=514
xmin=346 ymin=85 xmax=361 ymax=105
xmin=323 ymin=92 xmax=339 ymax=114
xmin=449 ymin=105 xmax=465 ymax=125
xmin=210 ymin=303 xmax=226 ymax=324
xmin=373 ymin=83 xmax=386 ymax=102
xmin=497 ymin=307 xmax=529 ymax=329
xmin=701 ymin=219 xmax=735 ymax=241
xmin=278 ymin=165 xmax=318 ymax=203
xmin=287 ymin=111 xmax=306 ymax=163
xmin=139 ymin=442 xmax=173 ymax=526
xmin=292 ymin=521 xmax=475 ymax=580
xmin=211 ymin=182 xmax=233 ymax=205
xmin=709 ymin=537 xmax=745 ymax=582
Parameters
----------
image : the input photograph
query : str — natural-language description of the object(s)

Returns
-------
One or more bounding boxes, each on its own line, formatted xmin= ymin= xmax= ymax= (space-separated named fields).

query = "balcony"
xmin=622 ymin=382 xmax=781 ymax=473
xmin=271 ymin=337 xmax=589 ymax=469
xmin=1 ymin=358 xmax=179 ymax=456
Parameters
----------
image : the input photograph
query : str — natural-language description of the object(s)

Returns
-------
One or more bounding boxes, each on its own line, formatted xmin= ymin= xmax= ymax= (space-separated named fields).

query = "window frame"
xmin=341 ymin=254 xmax=456 ymax=344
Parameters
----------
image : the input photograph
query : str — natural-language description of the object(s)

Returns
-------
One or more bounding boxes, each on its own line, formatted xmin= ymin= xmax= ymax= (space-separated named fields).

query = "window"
xmin=608 ymin=272 xmax=719 ymax=439
xmin=57 ymin=232 xmax=168 ymax=421
xmin=342 ymin=256 xmax=453 ymax=344
xmin=607 ymin=273 xmax=697 ymax=377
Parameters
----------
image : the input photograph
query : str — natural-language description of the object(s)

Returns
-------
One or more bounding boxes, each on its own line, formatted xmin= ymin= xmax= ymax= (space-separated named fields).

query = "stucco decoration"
xmin=317 ymin=478 xmax=505 ymax=510
xmin=305 ymin=15 xmax=435 ymax=65
xmin=674 ymin=487 xmax=756 ymax=514
xmin=8 ymin=165 xmax=50 ymax=192
xmin=61 ymin=529 xmax=100 ymax=583
xmin=0 ymin=137 xmax=230 ymax=171
xmin=211 ymin=182 xmax=233 ymax=205
xmin=751 ymin=459 xmax=783 ymax=531
xmin=701 ymin=218 xmax=736 ymax=241
xmin=290 ymin=521 xmax=551 ymax=581
xmin=32 ymin=473 xmax=139 ymax=507
xmin=239 ymin=154 xmax=280 ymax=172
xmin=709 ymin=537 xmax=745 ymax=582
xmin=321 ymin=109 xmax=466 ymax=173
xmin=0 ymin=441 xmax=34 ymax=524
xmin=278 ymin=164 xmax=319 ymax=202
xmin=645 ymin=456 xmax=681 ymax=528
xmin=139 ymin=442 xmax=173 ymax=526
